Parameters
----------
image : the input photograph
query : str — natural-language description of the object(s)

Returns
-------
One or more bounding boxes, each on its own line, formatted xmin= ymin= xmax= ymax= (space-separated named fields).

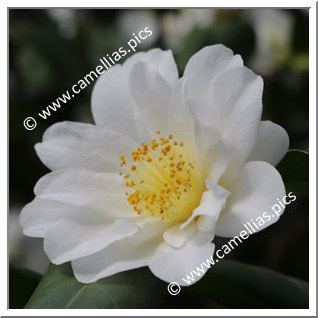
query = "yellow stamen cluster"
xmin=119 ymin=131 xmax=205 ymax=223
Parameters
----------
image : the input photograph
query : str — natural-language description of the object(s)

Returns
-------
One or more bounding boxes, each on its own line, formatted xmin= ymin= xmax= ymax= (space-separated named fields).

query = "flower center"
xmin=119 ymin=131 xmax=205 ymax=223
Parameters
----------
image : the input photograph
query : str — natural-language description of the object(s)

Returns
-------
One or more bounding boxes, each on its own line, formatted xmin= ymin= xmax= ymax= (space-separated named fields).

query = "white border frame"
xmin=3 ymin=1 xmax=316 ymax=316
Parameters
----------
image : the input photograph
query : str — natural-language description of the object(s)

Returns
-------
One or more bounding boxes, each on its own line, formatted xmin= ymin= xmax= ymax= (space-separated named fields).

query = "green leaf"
xmin=25 ymin=260 xmax=308 ymax=309
xmin=25 ymin=263 xmax=167 ymax=309
xmin=187 ymin=260 xmax=309 ymax=309
xmin=277 ymin=149 xmax=309 ymax=195
xmin=9 ymin=264 xmax=42 ymax=309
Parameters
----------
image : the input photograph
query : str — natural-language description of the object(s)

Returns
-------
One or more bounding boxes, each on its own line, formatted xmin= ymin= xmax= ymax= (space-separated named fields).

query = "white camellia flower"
xmin=20 ymin=45 xmax=289 ymax=286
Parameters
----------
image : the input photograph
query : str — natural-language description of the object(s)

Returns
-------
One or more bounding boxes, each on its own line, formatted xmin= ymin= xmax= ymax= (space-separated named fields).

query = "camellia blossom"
xmin=20 ymin=44 xmax=289 ymax=286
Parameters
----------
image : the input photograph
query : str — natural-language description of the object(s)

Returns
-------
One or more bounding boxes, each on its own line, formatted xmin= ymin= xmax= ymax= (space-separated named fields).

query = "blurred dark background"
xmin=9 ymin=9 xmax=309 ymax=281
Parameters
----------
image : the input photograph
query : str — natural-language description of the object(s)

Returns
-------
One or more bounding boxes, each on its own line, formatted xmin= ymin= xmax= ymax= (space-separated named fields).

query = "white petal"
xmin=248 ymin=121 xmax=289 ymax=166
xmin=185 ymin=46 xmax=264 ymax=186
xmin=216 ymin=161 xmax=286 ymax=237
xmin=20 ymin=175 xmax=135 ymax=238
xmin=125 ymin=48 xmax=178 ymax=85
xmin=91 ymin=64 xmax=140 ymax=138
xmin=20 ymin=196 xmax=132 ymax=240
xmin=33 ymin=170 xmax=133 ymax=219
xmin=149 ymin=231 xmax=215 ymax=286
xmin=44 ymin=218 xmax=138 ymax=264
xmin=192 ymin=121 xmax=222 ymax=172
xmin=208 ymin=141 xmax=232 ymax=184
xmin=166 ymin=78 xmax=195 ymax=143
xmin=210 ymin=67 xmax=263 ymax=186
xmin=163 ymin=222 xmax=196 ymax=249
xmin=91 ymin=49 xmax=178 ymax=139
xmin=194 ymin=137 xmax=231 ymax=184
xmin=129 ymin=61 xmax=173 ymax=138
xmin=35 ymin=121 xmax=137 ymax=172
xmin=208 ymin=67 xmax=263 ymax=129
xmin=180 ymin=180 xmax=230 ymax=231
xmin=184 ymin=45 xmax=243 ymax=122
xmin=71 ymin=219 xmax=167 ymax=283
xmin=20 ymin=199 xmax=78 ymax=237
